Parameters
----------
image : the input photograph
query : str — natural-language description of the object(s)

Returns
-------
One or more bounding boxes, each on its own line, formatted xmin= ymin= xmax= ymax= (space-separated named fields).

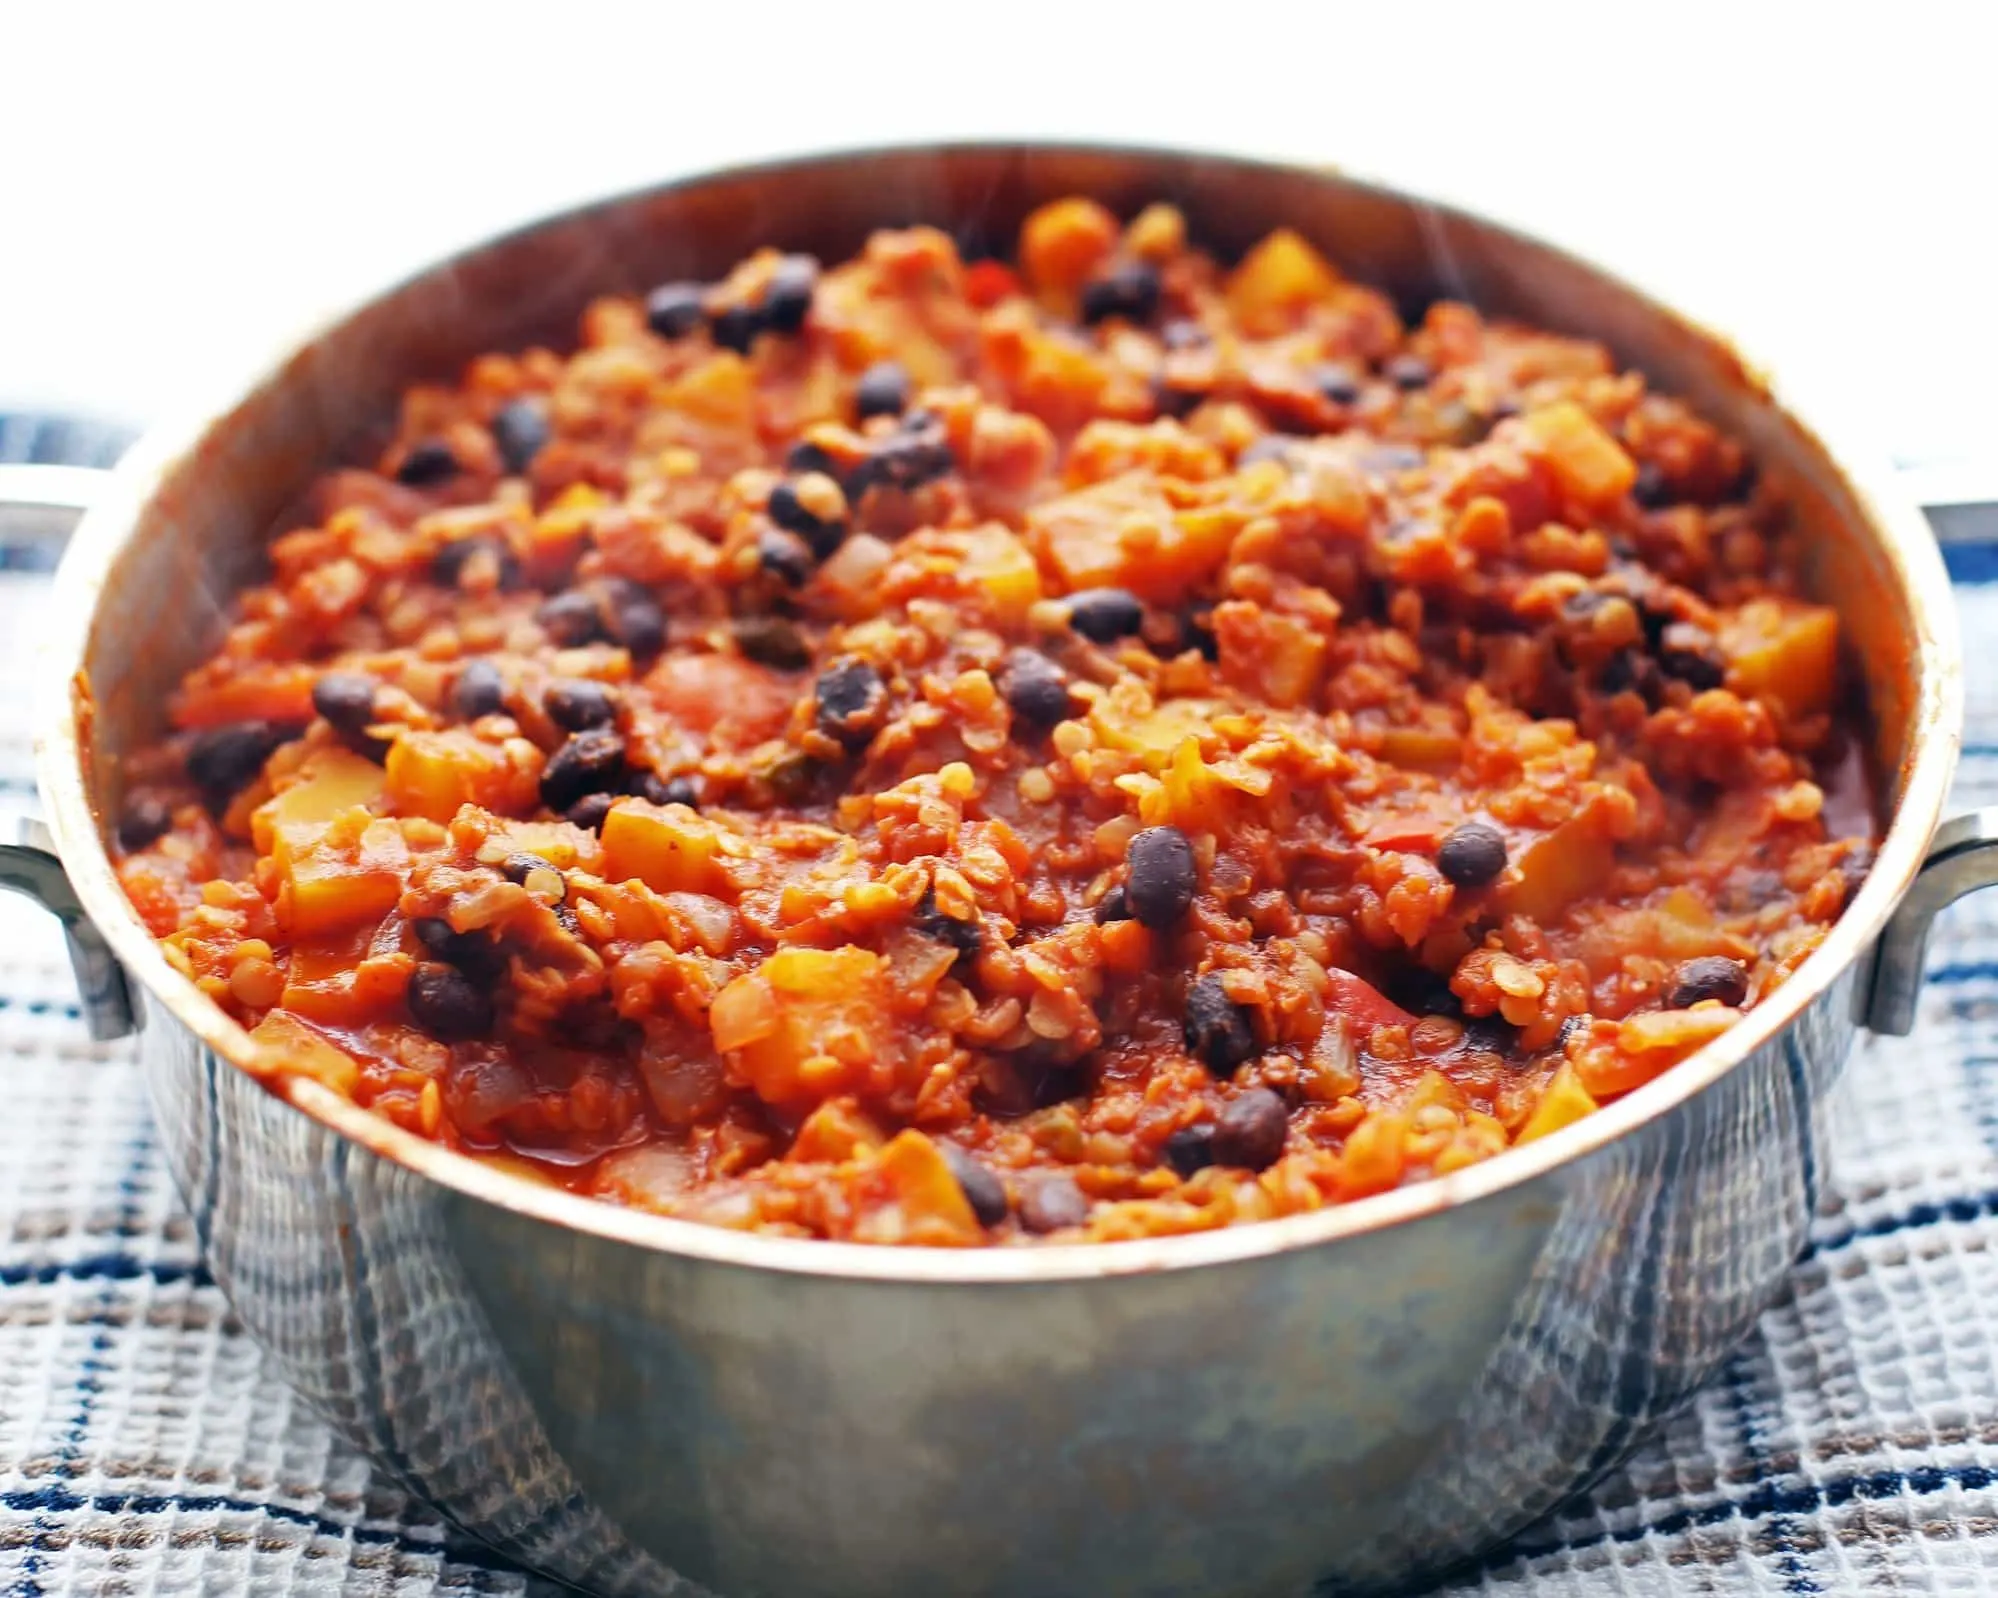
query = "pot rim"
xmin=32 ymin=139 xmax=1963 ymax=1286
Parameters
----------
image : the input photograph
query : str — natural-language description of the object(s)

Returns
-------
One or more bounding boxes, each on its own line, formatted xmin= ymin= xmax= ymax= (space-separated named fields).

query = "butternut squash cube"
xmin=1719 ymin=598 xmax=1840 ymax=717
xmin=385 ymin=729 xmax=531 ymax=824
xmin=1502 ymin=809 xmax=1617 ymax=927
xmin=954 ymin=523 xmax=1044 ymax=628
xmin=1518 ymin=1062 xmax=1599 ymax=1143
xmin=601 ymin=801 xmax=740 ymax=898
xmin=1019 ymin=197 xmax=1118 ymax=297
xmin=713 ymin=946 xmax=894 ymax=1108
xmin=1227 ymin=228 xmax=1341 ymax=336
xmin=1522 ymin=401 xmax=1637 ymax=507
xmin=1025 ymin=475 xmax=1235 ymax=604
xmin=275 ymin=816 xmax=409 ymax=937
xmin=663 ymin=351 xmax=755 ymax=431
xmin=252 ymin=748 xmax=385 ymax=854
xmin=853 ymin=1130 xmax=984 ymax=1246
xmin=249 ymin=1010 xmax=361 ymax=1099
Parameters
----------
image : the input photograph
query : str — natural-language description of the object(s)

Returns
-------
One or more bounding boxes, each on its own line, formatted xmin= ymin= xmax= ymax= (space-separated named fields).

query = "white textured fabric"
xmin=4 ymin=568 xmax=1998 ymax=1597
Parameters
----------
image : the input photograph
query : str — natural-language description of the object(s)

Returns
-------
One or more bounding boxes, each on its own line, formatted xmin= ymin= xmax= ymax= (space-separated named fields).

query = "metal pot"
xmin=2 ymin=144 xmax=1993 ymax=1598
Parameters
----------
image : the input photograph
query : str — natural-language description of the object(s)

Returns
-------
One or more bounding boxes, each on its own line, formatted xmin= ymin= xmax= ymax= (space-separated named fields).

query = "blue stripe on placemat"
xmin=1941 ymin=541 xmax=1998 ymax=585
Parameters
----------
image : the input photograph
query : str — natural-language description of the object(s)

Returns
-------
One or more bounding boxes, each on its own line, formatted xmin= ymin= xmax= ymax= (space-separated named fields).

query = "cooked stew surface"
xmin=114 ymin=198 xmax=1876 ymax=1245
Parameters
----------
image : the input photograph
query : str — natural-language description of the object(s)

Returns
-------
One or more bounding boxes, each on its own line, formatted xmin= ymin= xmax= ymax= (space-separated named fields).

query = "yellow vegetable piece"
xmin=1517 ymin=1062 xmax=1600 ymax=1144
xmin=1719 ymin=597 xmax=1840 ymax=717
xmin=1227 ymin=228 xmax=1340 ymax=336
xmin=1025 ymin=475 xmax=1237 ymax=605
xmin=854 ymin=1130 xmax=984 ymax=1247
xmin=1522 ymin=401 xmax=1637 ymax=508
xmin=1503 ymin=809 xmax=1618 ymax=927
xmin=1090 ymin=697 xmax=1219 ymax=765
xmin=249 ymin=1010 xmax=361 ymax=1099
xmin=1378 ymin=728 xmax=1464 ymax=774
xmin=252 ymin=748 xmax=385 ymax=855
xmin=275 ymin=816 xmax=408 ymax=938
xmin=601 ymin=800 xmax=740 ymax=898
xmin=384 ymin=729 xmax=525 ymax=825
xmin=663 ymin=351 xmax=755 ymax=431
xmin=953 ymin=523 xmax=1043 ymax=628
xmin=1019 ymin=197 xmax=1118 ymax=297
xmin=715 ymin=946 xmax=895 ymax=1109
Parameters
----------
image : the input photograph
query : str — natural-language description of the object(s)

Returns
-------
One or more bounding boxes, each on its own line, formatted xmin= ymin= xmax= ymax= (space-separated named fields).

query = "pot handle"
xmin=1862 ymin=809 xmax=1998 ymax=1036
xmin=0 ymin=461 xmax=137 ymax=1041
xmin=1 ymin=812 xmax=136 ymax=1041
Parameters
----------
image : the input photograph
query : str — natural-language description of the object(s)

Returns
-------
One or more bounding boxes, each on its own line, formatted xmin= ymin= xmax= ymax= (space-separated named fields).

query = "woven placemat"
xmin=3 ymin=479 xmax=1997 ymax=1594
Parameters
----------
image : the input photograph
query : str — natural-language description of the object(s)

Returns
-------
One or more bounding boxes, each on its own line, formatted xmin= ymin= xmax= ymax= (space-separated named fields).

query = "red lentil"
xmin=113 ymin=199 xmax=1876 ymax=1246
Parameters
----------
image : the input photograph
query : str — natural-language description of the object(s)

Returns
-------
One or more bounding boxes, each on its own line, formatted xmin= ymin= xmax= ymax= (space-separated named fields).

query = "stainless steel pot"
xmin=3 ymin=144 xmax=1994 ymax=1598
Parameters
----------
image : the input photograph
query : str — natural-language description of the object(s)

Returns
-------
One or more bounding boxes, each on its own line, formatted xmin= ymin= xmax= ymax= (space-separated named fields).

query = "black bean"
xmin=849 ymin=429 xmax=954 ymax=496
xmin=1211 ymin=1088 xmax=1289 ymax=1172
xmin=658 ymin=774 xmax=702 ymax=808
xmin=1151 ymin=378 xmax=1204 ymax=420
xmin=311 ymin=672 xmax=378 ymax=736
xmin=1019 ymin=1174 xmax=1091 ymax=1234
xmin=539 ymin=727 xmax=626 ymax=812
xmin=566 ymin=792 xmax=616 ymax=832
xmin=1160 ymin=318 xmax=1208 ymax=351
xmin=1598 ymin=650 xmax=1661 ymax=701
xmin=1125 ymin=826 xmax=1197 ymax=929
xmin=645 ymin=281 xmax=707 ymax=339
xmin=1437 ymin=821 xmax=1508 ymax=888
xmin=854 ymin=360 xmax=911 ymax=421
xmin=757 ymin=527 xmax=816 ymax=587
xmin=1658 ymin=623 xmax=1726 ymax=690
xmin=1562 ymin=589 xmax=1609 ymax=622
xmin=1079 ymin=261 xmax=1161 ymax=325
xmin=432 ymin=535 xmax=519 ymax=591
xmin=708 ymin=302 xmax=764 ymax=353
xmin=185 ymin=721 xmax=287 ymax=801
xmin=913 ymin=888 xmax=983 ymax=963
xmin=1184 ymin=973 xmax=1258 ymax=1073
xmin=813 ymin=657 xmax=887 ymax=748
xmin=1632 ymin=461 xmax=1672 ymax=509
xmin=407 ymin=962 xmax=494 ymax=1041
xmin=395 ymin=439 xmax=459 ymax=486
xmin=785 ymin=439 xmax=839 ymax=477
xmin=412 ymin=917 xmax=503 ymax=979
xmin=1387 ymin=965 xmax=1461 ymax=1018
xmin=116 ymin=794 xmax=172 ymax=852
xmin=1462 ymin=1014 xmax=1520 ymax=1056
xmin=1314 ymin=362 xmax=1364 ymax=405
xmin=604 ymin=587 xmax=668 ymax=658
xmin=491 ymin=398 xmax=551 ymax=474
xmin=768 ymin=480 xmax=845 ymax=555
xmin=1384 ymin=354 xmax=1433 ymax=391
xmin=1000 ymin=648 xmax=1073 ymax=730
xmin=940 ymin=1144 xmax=1009 ymax=1227
xmin=1163 ymin=1123 xmax=1215 ymax=1178
xmin=1065 ymin=587 xmax=1145 ymax=643
xmin=502 ymin=851 xmax=568 ymax=903
xmin=536 ymin=590 xmax=604 ymax=647
xmin=1092 ymin=885 xmax=1130 ymax=925
xmin=735 ymin=614 xmax=813 ymax=670
xmin=544 ymin=679 xmax=619 ymax=731
xmin=1667 ymin=955 xmax=1749 ymax=1010
xmin=762 ymin=254 xmax=819 ymax=334
xmin=1181 ymin=607 xmax=1220 ymax=662
xmin=1555 ymin=1014 xmax=1591 ymax=1050
xmin=452 ymin=658 xmax=506 ymax=721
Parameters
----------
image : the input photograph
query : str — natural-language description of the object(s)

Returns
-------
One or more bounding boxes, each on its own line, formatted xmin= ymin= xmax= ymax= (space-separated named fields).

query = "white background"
xmin=4 ymin=2 xmax=1995 ymax=479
